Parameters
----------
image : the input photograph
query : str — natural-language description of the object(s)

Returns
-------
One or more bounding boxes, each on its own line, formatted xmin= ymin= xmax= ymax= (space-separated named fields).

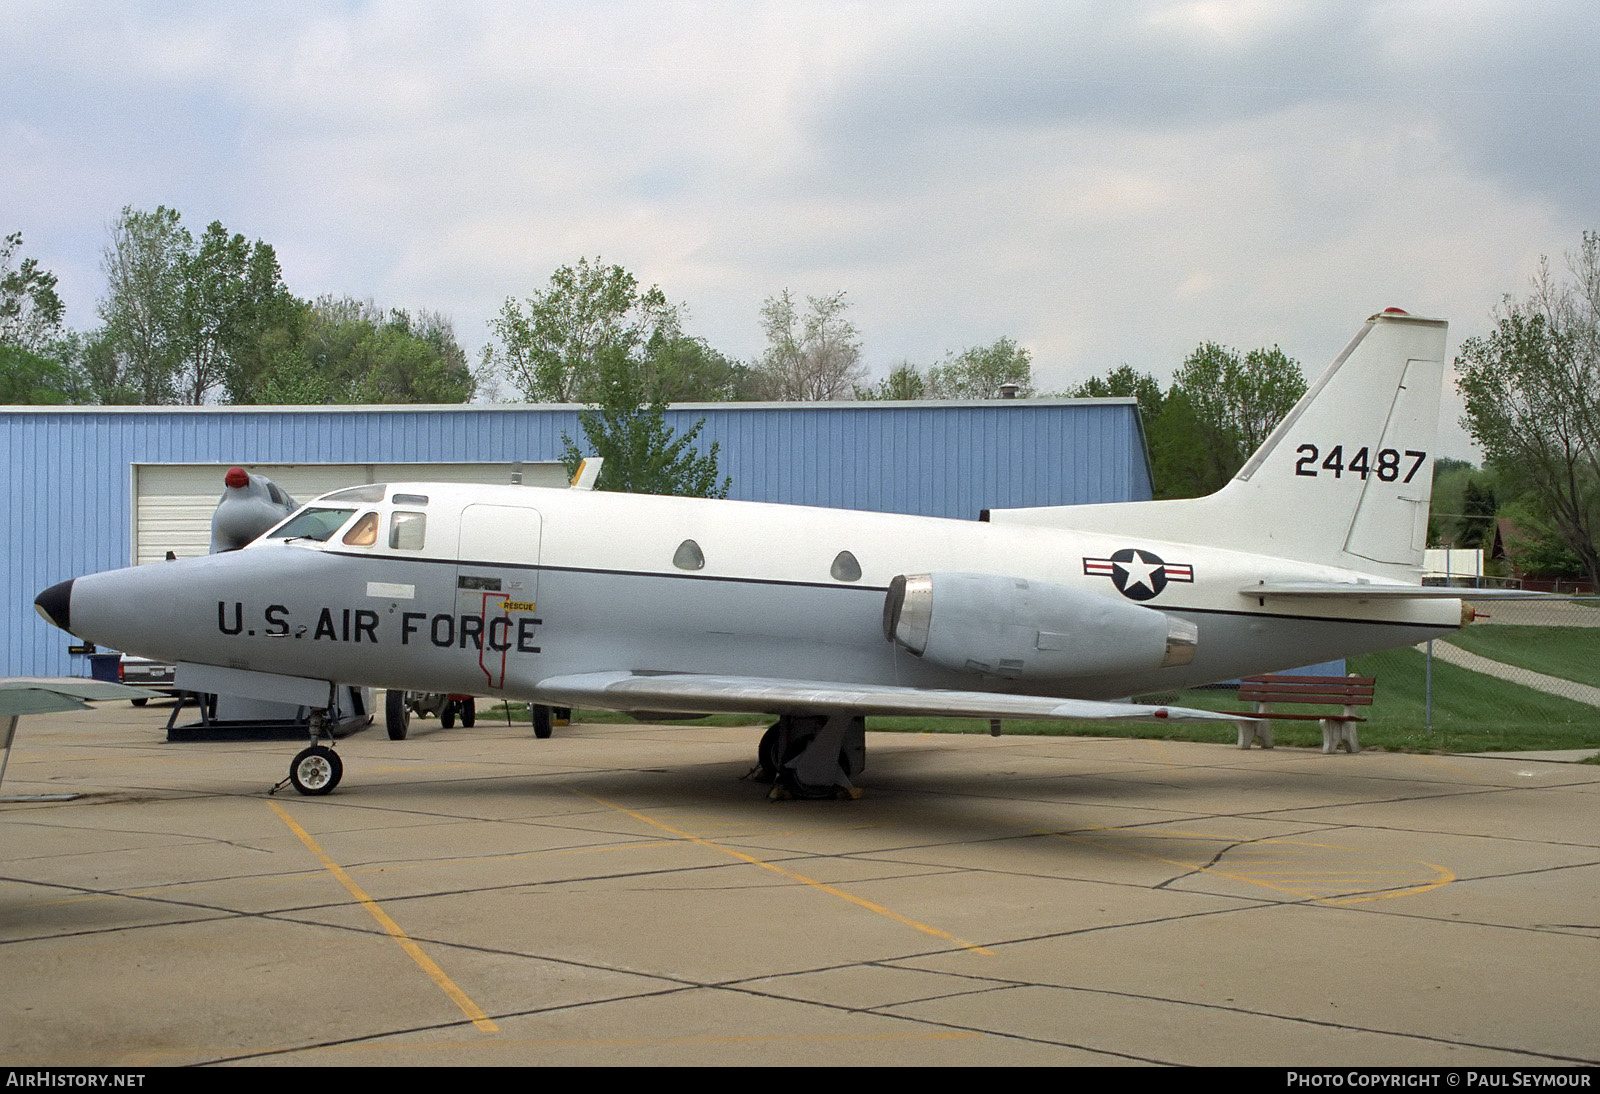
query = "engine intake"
xmin=884 ymin=572 xmax=1197 ymax=679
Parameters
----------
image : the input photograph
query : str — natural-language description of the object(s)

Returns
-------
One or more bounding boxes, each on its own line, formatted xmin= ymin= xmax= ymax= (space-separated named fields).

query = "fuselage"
xmin=47 ymin=480 xmax=1463 ymax=706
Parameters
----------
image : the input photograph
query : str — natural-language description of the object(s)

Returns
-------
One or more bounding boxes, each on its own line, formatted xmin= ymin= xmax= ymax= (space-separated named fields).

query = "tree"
xmin=926 ymin=337 xmax=1035 ymax=398
xmin=1069 ymin=347 xmax=1305 ymax=500
xmin=1170 ymin=342 xmax=1306 ymax=494
xmin=1068 ymin=363 xmax=1163 ymax=422
xmin=642 ymin=329 xmax=765 ymax=402
xmin=857 ymin=339 xmax=1036 ymax=401
xmin=1 ymin=232 xmax=66 ymax=351
xmin=488 ymin=258 xmax=673 ymax=402
xmin=1457 ymin=478 xmax=1499 ymax=550
xmin=855 ymin=362 xmax=927 ymax=400
xmin=756 ymin=289 xmax=864 ymax=400
xmin=97 ymin=205 xmax=188 ymax=403
xmin=559 ymin=345 xmax=729 ymax=498
xmin=242 ymin=296 xmax=475 ymax=405
xmin=95 ymin=207 xmax=297 ymax=404
xmin=1457 ymin=231 xmax=1600 ymax=587
xmin=0 ymin=344 xmax=76 ymax=404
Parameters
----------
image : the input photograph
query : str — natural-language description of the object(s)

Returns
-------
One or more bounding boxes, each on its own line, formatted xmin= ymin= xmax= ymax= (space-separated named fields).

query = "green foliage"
xmin=855 ymin=362 xmax=928 ymax=401
xmin=1069 ymin=346 xmax=1305 ymax=499
xmin=1069 ymin=363 xmax=1163 ymax=421
xmin=0 ymin=344 xmax=76 ymax=403
xmin=856 ymin=338 xmax=1035 ymax=401
xmin=560 ymin=345 xmax=730 ymax=498
xmin=1 ymin=232 xmax=65 ymax=351
xmin=1172 ymin=342 xmax=1306 ymax=491
xmin=96 ymin=205 xmax=187 ymax=403
xmin=93 ymin=206 xmax=298 ymax=405
xmin=1457 ymin=232 xmax=1600 ymax=587
xmin=488 ymin=258 xmax=672 ymax=402
xmin=756 ymin=289 xmax=864 ymax=400
xmin=644 ymin=330 xmax=765 ymax=402
xmin=925 ymin=337 xmax=1035 ymax=398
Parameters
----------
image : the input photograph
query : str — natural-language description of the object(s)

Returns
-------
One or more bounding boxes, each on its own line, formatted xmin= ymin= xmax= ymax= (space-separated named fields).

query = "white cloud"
xmin=2 ymin=1 xmax=1593 ymax=458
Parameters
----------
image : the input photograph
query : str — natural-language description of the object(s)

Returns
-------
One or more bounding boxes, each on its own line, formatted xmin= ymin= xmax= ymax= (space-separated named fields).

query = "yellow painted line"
xmin=23 ymin=839 xmax=688 ymax=911
xmin=307 ymin=1030 xmax=984 ymax=1058
xmin=575 ymin=790 xmax=993 ymax=956
xmin=268 ymin=802 xmax=499 ymax=1033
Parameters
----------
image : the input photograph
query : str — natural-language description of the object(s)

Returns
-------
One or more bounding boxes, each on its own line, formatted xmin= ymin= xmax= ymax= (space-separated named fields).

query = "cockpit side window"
xmin=390 ymin=511 xmax=427 ymax=550
xmin=342 ymin=511 xmax=380 ymax=547
xmin=268 ymin=507 xmax=357 ymax=543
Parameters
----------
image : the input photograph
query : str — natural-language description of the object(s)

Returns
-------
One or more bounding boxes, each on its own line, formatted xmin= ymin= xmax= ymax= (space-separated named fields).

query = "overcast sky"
xmin=4 ymin=1 xmax=1596 ymax=455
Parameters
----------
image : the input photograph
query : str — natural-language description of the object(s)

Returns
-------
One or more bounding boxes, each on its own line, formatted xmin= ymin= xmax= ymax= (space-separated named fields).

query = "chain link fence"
xmin=1417 ymin=595 xmax=1600 ymax=733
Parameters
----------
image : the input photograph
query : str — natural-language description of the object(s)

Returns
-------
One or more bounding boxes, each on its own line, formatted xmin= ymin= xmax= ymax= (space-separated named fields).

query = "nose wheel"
xmin=271 ymin=709 xmax=345 ymax=796
xmin=287 ymin=745 xmax=342 ymax=795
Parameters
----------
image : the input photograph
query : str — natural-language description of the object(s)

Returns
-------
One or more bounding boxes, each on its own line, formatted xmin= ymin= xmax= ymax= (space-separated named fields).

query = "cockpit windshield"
xmin=267 ymin=507 xmax=358 ymax=543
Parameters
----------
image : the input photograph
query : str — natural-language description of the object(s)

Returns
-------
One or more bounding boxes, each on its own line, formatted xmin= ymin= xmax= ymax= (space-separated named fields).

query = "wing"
xmin=533 ymin=671 xmax=1240 ymax=724
xmin=0 ymin=678 xmax=160 ymax=717
xmin=1241 ymin=583 xmax=1542 ymax=599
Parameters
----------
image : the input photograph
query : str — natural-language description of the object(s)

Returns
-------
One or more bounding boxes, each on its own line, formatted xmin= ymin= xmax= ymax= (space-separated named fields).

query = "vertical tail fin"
xmin=990 ymin=310 xmax=1449 ymax=581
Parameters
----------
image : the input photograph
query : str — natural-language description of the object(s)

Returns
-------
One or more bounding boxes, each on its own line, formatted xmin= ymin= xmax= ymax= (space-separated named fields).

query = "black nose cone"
xmin=34 ymin=579 xmax=74 ymax=633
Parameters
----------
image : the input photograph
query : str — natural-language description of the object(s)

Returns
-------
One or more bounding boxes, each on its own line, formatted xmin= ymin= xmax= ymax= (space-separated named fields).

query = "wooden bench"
xmin=1233 ymin=674 xmax=1375 ymax=753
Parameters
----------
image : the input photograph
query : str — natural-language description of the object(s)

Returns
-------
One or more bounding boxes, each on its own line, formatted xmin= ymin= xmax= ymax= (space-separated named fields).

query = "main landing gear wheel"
xmin=754 ymin=715 xmax=867 ymax=800
xmin=441 ymin=702 xmax=456 ymax=729
xmin=532 ymin=704 xmax=553 ymax=739
xmin=754 ymin=722 xmax=794 ymax=784
xmin=289 ymin=745 xmax=343 ymax=796
xmin=460 ymin=698 xmax=476 ymax=727
xmin=385 ymin=690 xmax=410 ymax=740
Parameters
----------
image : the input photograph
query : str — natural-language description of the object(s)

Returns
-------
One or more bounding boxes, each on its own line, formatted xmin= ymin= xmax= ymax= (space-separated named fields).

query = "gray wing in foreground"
xmin=0 ymin=678 xmax=160 ymax=716
xmin=1241 ymin=583 xmax=1544 ymax=599
xmin=533 ymin=671 xmax=1240 ymax=723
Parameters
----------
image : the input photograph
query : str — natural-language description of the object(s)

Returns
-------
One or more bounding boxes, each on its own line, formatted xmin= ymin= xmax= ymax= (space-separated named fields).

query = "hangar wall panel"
xmin=2 ymin=400 xmax=1149 ymax=676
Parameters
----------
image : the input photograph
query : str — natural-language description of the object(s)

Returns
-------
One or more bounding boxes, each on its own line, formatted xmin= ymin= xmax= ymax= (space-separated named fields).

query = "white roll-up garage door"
xmin=132 ymin=462 xmax=568 ymax=565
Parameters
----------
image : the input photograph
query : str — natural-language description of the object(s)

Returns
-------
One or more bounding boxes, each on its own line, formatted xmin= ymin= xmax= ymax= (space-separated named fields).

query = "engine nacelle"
xmin=883 ymin=572 xmax=1197 ymax=680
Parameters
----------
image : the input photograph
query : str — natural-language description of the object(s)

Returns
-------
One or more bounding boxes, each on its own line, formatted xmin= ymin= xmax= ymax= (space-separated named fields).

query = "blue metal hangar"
xmin=3 ymin=398 xmax=1152 ymax=678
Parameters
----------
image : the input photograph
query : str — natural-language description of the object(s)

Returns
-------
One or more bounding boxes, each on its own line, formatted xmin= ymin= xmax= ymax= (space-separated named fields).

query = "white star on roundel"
xmin=1114 ymin=551 xmax=1164 ymax=595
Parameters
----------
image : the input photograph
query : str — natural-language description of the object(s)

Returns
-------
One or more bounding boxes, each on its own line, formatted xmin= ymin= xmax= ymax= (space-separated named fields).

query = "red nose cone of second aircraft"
xmin=224 ymin=466 xmax=250 ymax=489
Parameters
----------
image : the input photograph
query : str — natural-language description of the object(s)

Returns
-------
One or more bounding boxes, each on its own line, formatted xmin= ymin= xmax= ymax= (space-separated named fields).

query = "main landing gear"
xmin=751 ymin=714 xmax=866 ymax=800
xmin=272 ymin=710 xmax=344 ymax=796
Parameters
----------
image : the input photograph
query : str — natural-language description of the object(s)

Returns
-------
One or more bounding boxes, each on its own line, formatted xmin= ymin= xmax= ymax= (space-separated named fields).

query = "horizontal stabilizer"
xmin=535 ymin=671 xmax=1241 ymax=724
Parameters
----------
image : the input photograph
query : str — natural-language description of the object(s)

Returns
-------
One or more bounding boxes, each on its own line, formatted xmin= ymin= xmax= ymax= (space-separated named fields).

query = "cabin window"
xmin=341 ymin=511 xmax=380 ymax=547
xmin=830 ymin=550 xmax=862 ymax=582
xmin=268 ymin=507 xmax=356 ymax=543
xmin=390 ymin=511 xmax=427 ymax=551
xmin=391 ymin=493 xmax=429 ymax=506
xmin=325 ymin=484 xmax=386 ymax=503
xmin=673 ymin=539 xmax=705 ymax=570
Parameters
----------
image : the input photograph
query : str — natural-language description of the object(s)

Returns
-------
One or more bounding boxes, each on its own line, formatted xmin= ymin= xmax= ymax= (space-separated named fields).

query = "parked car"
xmin=118 ymin=654 xmax=178 ymax=705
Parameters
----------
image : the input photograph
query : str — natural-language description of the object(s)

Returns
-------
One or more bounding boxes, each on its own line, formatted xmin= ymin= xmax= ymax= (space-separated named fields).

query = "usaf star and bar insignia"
xmin=1083 ymin=548 xmax=1194 ymax=601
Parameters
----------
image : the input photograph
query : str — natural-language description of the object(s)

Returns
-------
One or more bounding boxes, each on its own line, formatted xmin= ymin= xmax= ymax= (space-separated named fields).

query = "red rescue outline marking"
xmin=479 ymin=591 xmax=510 ymax=689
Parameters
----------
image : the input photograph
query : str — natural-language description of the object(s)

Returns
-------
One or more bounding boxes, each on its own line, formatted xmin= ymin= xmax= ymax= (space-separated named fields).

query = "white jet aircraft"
xmin=36 ymin=309 xmax=1480 ymax=797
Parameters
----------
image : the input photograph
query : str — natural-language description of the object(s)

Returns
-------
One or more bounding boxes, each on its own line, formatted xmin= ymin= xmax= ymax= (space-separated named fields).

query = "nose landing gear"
xmin=271 ymin=710 xmax=344 ymax=796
